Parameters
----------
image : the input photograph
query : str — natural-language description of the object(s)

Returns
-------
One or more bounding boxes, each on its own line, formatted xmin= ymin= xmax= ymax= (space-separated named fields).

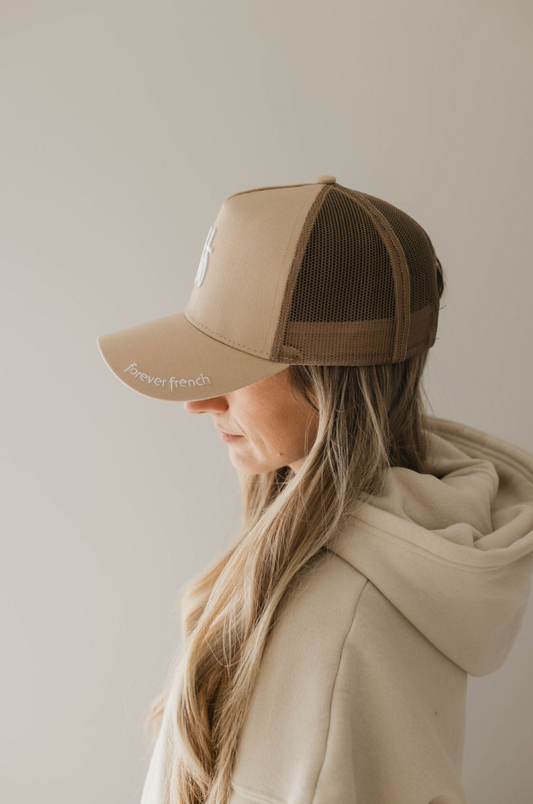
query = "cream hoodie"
xmin=140 ymin=415 xmax=533 ymax=804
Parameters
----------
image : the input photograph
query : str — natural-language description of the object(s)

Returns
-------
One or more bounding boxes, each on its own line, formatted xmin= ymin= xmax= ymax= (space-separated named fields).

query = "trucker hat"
xmin=97 ymin=174 xmax=442 ymax=402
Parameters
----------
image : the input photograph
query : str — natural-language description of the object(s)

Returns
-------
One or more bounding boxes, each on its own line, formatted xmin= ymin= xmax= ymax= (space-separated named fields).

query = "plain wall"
xmin=1 ymin=1 xmax=532 ymax=802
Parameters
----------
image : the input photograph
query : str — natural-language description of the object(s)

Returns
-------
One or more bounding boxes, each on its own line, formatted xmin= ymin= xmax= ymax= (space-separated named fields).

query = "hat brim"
xmin=97 ymin=311 xmax=292 ymax=402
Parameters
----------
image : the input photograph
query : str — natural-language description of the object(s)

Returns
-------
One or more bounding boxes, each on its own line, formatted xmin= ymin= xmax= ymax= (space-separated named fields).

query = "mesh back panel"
xmin=270 ymin=184 xmax=440 ymax=365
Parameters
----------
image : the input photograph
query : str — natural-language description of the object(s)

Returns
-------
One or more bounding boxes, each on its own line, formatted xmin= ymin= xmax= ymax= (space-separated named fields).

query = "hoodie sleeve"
xmin=311 ymin=580 xmax=468 ymax=804
xmin=228 ymin=554 xmax=469 ymax=804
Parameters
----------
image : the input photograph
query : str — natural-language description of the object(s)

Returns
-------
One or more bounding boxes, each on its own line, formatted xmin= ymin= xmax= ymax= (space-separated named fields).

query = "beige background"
xmin=1 ymin=1 xmax=532 ymax=802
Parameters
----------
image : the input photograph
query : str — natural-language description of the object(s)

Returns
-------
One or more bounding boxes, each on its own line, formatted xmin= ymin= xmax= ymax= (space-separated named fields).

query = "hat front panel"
xmin=185 ymin=183 xmax=324 ymax=359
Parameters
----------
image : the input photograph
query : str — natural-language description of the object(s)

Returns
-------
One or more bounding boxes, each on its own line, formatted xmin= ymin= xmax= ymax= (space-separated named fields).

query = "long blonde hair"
xmin=142 ymin=262 xmax=446 ymax=804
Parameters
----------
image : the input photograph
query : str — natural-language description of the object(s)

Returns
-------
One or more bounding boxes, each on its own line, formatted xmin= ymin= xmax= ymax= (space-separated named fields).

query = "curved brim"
xmin=97 ymin=311 xmax=292 ymax=402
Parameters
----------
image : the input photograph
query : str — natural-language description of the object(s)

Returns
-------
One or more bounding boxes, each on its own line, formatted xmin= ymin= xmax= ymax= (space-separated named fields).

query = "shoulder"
xmin=269 ymin=547 xmax=369 ymax=648
xmin=229 ymin=549 xmax=369 ymax=803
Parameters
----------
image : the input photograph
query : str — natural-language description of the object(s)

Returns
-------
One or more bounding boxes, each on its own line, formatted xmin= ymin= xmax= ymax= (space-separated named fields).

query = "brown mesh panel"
xmin=270 ymin=184 xmax=440 ymax=365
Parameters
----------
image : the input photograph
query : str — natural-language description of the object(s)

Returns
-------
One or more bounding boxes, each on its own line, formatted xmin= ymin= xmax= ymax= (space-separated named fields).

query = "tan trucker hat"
xmin=97 ymin=174 xmax=442 ymax=402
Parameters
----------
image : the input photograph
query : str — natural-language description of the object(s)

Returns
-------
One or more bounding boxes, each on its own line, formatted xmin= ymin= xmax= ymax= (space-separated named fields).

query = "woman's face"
xmin=183 ymin=367 xmax=319 ymax=474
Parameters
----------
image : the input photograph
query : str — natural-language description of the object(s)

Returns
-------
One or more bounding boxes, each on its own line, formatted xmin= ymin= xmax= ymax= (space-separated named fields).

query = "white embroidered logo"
xmin=124 ymin=363 xmax=211 ymax=389
xmin=195 ymin=225 xmax=216 ymax=287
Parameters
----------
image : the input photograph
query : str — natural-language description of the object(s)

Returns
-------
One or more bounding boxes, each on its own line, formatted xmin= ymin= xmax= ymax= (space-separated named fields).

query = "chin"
xmin=230 ymin=456 xmax=288 ymax=475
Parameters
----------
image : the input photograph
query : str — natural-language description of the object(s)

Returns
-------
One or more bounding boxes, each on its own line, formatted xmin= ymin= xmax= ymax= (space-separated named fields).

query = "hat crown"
xmin=185 ymin=179 xmax=440 ymax=365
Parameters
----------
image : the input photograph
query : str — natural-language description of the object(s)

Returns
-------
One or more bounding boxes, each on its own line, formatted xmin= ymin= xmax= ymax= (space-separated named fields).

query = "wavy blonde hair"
xmin=142 ymin=261 xmax=446 ymax=804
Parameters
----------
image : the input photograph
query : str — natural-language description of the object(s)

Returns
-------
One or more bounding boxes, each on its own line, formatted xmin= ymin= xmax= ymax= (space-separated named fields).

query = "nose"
xmin=183 ymin=396 xmax=228 ymax=414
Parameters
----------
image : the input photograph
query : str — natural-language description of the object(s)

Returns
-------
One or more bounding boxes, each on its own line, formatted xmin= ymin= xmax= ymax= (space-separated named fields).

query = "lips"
xmin=218 ymin=431 xmax=243 ymax=443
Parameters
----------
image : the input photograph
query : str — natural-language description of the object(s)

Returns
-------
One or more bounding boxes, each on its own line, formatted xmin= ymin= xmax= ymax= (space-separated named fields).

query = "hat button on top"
xmin=316 ymin=175 xmax=336 ymax=184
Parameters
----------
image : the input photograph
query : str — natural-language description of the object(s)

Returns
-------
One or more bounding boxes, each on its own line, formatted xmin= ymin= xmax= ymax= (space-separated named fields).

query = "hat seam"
xmin=270 ymin=184 xmax=332 ymax=360
xmin=226 ymin=182 xmax=316 ymax=201
xmin=185 ymin=309 xmax=275 ymax=358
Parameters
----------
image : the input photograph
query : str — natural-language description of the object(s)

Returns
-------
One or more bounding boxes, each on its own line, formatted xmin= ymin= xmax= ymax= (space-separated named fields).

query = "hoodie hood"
xmin=328 ymin=415 xmax=533 ymax=677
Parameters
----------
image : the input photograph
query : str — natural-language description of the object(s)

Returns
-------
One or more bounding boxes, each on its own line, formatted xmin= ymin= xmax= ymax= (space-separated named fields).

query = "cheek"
xmin=249 ymin=424 xmax=280 ymax=455
xmin=235 ymin=391 xmax=312 ymax=458
xmin=239 ymin=412 xmax=285 ymax=457
xmin=264 ymin=414 xmax=306 ymax=458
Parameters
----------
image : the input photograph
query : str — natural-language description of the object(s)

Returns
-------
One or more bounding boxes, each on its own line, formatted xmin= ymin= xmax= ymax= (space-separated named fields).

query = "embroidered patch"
xmin=195 ymin=225 xmax=216 ymax=287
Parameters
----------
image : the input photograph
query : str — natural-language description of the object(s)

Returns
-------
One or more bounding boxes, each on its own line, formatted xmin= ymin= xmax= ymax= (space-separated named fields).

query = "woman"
xmin=97 ymin=175 xmax=533 ymax=804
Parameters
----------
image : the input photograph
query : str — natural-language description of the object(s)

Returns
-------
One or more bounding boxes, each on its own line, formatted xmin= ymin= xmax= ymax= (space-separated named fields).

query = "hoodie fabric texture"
xmin=140 ymin=415 xmax=533 ymax=804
